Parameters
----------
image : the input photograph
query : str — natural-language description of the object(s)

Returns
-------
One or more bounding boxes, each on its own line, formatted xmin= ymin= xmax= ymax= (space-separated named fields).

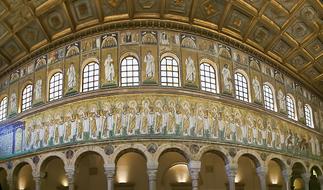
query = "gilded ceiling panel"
xmin=101 ymin=0 xmax=128 ymax=18
xmin=223 ymin=6 xmax=253 ymax=37
xmin=0 ymin=37 xmax=25 ymax=60
xmin=134 ymin=0 xmax=160 ymax=13
xmin=305 ymin=38 xmax=323 ymax=59
xmin=39 ymin=4 xmax=71 ymax=37
xmin=16 ymin=20 xmax=47 ymax=48
xmin=287 ymin=52 xmax=311 ymax=70
xmin=0 ymin=0 xmax=321 ymax=96
xmin=194 ymin=0 xmax=226 ymax=24
xmin=271 ymin=38 xmax=293 ymax=58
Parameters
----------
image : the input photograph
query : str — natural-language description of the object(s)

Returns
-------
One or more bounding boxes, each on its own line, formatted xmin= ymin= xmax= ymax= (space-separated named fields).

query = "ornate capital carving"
xmin=104 ymin=163 xmax=116 ymax=178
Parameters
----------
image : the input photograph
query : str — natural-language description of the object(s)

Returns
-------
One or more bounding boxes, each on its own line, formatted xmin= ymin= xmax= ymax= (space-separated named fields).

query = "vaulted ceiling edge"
xmin=0 ymin=0 xmax=322 ymax=97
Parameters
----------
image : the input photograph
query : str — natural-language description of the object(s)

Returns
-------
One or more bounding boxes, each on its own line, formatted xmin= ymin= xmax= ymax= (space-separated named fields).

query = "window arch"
xmin=234 ymin=71 xmax=249 ymax=102
xmin=304 ymin=104 xmax=314 ymax=128
xmin=82 ymin=62 xmax=99 ymax=92
xmin=120 ymin=56 xmax=140 ymax=86
xmin=49 ymin=72 xmax=63 ymax=101
xmin=263 ymin=84 xmax=275 ymax=111
xmin=22 ymin=84 xmax=33 ymax=112
xmin=160 ymin=56 xmax=180 ymax=87
xmin=0 ymin=97 xmax=8 ymax=121
xmin=200 ymin=62 xmax=217 ymax=93
xmin=286 ymin=95 xmax=297 ymax=120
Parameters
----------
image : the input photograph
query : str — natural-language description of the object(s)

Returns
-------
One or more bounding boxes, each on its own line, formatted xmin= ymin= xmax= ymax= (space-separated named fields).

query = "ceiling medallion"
xmin=139 ymin=0 xmax=156 ymax=9
xmin=107 ymin=0 xmax=120 ymax=8
xmin=202 ymin=0 xmax=217 ymax=17
xmin=47 ymin=11 xmax=64 ymax=31
xmin=300 ymin=6 xmax=316 ymax=20
xmin=291 ymin=22 xmax=308 ymax=38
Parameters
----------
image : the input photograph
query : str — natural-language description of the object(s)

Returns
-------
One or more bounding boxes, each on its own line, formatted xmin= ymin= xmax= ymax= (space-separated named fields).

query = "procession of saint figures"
xmin=23 ymin=97 xmax=321 ymax=158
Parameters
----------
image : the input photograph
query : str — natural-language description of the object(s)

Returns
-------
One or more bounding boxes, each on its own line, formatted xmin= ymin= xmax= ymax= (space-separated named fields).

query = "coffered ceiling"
xmin=0 ymin=0 xmax=322 ymax=96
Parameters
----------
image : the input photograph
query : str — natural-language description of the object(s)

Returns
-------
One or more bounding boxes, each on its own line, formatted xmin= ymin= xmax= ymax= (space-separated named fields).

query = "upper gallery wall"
xmin=0 ymin=0 xmax=322 ymax=96
xmin=0 ymin=29 xmax=322 ymax=134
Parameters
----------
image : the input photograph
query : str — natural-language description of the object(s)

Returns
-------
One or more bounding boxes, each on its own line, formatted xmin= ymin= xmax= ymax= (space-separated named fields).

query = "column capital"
xmin=188 ymin=160 xmax=201 ymax=171
xmin=225 ymin=163 xmax=238 ymax=177
xmin=256 ymin=166 xmax=268 ymax=176
xmin=281 ymin=169 xmax=292 ymax=179
xmin=147 ymin=161 xmax=158 ymax=170
xmin=32 ymin=170 xmax=41 ymax=178
xmin=104 ymin=163 xmax=116 ymax=178
xmin=301 ymin=173 xmax=311 ymax=182
xmin=65 ymin=166 xmax=75 ymax=174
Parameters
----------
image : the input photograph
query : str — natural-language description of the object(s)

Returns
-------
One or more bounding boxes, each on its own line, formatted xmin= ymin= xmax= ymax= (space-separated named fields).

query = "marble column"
xmin=282 ymin=169 xmax=292 ymax=190
xmin=318 ymin=176 xmax=323 ymax=190
xmin=225 ymin=163 xmax=238 ymax=190
xmin=189 ymin=160 xmax=201 ymax=190
xmin=147 ymin=162 xmax=158 ymax=190
xmin=6 ymin=175 xmax=14 ymax=190
xmin=104 ymin=164 xmax=116 ymax=190
xmin=301 ymin=173 xmax=311 ymax=190
xmin=65 ymin=167 xmax=75 ymax=190
xmin=256 ymin=166 xmax=267 ymax=190
xmin=32 ymin=171 xmax=41 ymax=190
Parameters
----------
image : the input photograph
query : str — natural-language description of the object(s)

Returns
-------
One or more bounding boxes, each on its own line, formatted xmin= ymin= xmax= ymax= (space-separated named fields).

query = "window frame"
xmin=286 ymin=94 xmax=297 ymax=121
xmin=49 ymin=72 xmax=63 ymax=101
xmin=304 ymin=104 xmax=314 ymax=128
xmin=21 ymin=84 xmax=33 ymax=112
xmin=0 ymin=96 xmax=8 ymax=122
xmin=263 ymin=83 xmax=276 ymax=111
xmin=234 ymin=70 xmax=250 ymax=102
xmin=82 ymin=62 xmax=100 ymax=92
xmin=200 ymin=62 xmax=218 ymax=93
xmin=120 ymin=56 xmax=140 ymax=87
xmin=160 ymin=55 xmax=181 ymax=87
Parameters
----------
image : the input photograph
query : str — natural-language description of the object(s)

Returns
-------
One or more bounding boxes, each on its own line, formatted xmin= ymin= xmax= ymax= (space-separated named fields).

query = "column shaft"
xmin=65 ymin=167 xmax=75 ymax=190
xmin=104 ymin=164 xmax=116 ymax=190
xmin=256 ymin=167 xmax=267 ymax=190
xmin=282 ymin=169 xmax=291 ymax=190
xmin=301 ymin=173 xmax=311 ymax=190
xmin=34 ymin=176 xmax=41 ymax=190
xmin=147 ymin=169 xmax=157 ymax=190
xmin=189 ymin=161 xmax=201 ymax=190
xmin=225 ymin=164 xmax=237 ymax=190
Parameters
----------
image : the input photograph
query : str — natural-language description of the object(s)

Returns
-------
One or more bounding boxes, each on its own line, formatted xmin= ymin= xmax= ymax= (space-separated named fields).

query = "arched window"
xmin=263 ymin=84 xmax=275 ymax=111
xmin=286 ymin=95 xmax=297 ymax=120
xmin=120 ymin=56 xmax=140 ymax=86
xmin=22 ymin=84 xmax=33 ymax=112
xmin=0 ymin=97 xmax=8 ymax=121
xmin=234 ymin=72 xmax=249 ymax=102
xmin=49 ymin=72 xmax=63 ymax=101
xmin=160 ymin=56 xmax=180 ymax=87
xmin=200 ymin=63 xmax=217 ymax=93
xmin=304 ymin=104 xmax=314 ymax=128
xmin=82 ymin=62 xmax=99 ymax=92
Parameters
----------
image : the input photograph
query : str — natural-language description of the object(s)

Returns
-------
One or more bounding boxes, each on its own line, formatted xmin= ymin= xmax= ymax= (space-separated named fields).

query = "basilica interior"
xmin=0 ymin=0 xmax=322 ymax=190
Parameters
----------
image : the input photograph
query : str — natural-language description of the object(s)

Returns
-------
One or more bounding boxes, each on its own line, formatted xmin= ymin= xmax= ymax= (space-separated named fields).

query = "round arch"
xmin=265 ymin=155 xmax=288 ymax=171
xmin=234 ymin=69 xmax=251 ymax=102
xmin=197 ymin=145 xmax=230 ymax=165
xmin=111 ymin=144 xmax=150 ymax=165
xmin=263 ymin=82 xmax=277 ymax=112
xmin=71 ymin=146 xmax=107 ymax=168
xmin=199 ymin=58 xmax=219 ymax=94
xmin=160 ymin=52 xmax=180 ymax=63
xmin=234 ymin=150 xmax=263 ymax=168
xmin=36 ymin=152 xmax=67 ymax=174
xmin=154 ymin=143 xmax=191 ymax=163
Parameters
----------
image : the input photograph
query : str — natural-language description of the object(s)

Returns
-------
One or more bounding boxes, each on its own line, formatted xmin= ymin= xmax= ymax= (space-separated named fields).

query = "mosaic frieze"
xmin=7 ymin=94 xmax=320 ymax=161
